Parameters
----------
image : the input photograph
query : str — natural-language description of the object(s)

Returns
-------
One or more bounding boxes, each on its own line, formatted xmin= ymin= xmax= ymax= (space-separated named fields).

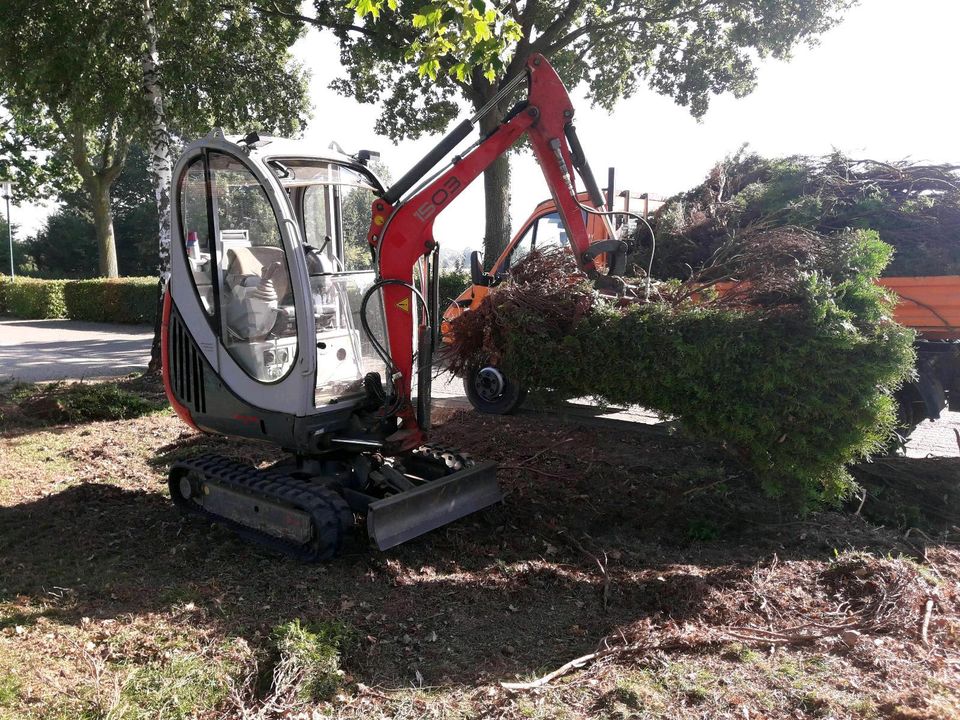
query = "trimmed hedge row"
xmin=0 ymin=276 xmax=158 ymax=324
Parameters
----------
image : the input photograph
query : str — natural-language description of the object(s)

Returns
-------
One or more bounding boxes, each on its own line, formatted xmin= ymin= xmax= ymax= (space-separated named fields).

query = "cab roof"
xmin=219 ymin=132 xmax=386 ymax=191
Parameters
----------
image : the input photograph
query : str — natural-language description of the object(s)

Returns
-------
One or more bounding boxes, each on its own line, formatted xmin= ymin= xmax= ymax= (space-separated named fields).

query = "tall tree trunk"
xmin=141 ymin=0 xmax=173 ymax=369
xmin=89 ymin=178 xmax=119 ymax=278
xmin=479 ymin=105 xmax=512 ymax=270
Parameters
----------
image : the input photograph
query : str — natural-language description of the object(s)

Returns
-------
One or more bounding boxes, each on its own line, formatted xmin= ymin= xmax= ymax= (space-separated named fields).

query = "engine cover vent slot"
xmin=169 ymin=311 xmax=207 ymax=414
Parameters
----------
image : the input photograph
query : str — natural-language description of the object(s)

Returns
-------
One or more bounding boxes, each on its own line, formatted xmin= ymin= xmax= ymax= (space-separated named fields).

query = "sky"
xmin=11 ymin=0 xmax=960 ymax=258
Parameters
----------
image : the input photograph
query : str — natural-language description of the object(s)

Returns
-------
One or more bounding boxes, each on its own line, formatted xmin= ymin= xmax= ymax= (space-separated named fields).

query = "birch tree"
xmin=140 ymin=0 xmax=172 ymax=285
xmin=140 ymin=0 xmax=172 ymax=366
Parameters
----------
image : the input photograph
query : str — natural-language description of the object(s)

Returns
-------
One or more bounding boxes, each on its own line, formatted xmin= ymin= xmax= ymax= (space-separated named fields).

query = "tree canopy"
xmin=0 ymin=0 xmax=309 ymax=277
xmin=305 ymin=0 xmax=856 ymax=262
xmin=15 ymin=145 xmax=163 ymax=279
xmin=328 ymin=0 xmax=853 ymax=132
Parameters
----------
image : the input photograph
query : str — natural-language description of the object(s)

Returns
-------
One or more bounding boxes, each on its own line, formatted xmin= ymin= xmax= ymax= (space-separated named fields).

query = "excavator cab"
xmin=163 ymin=131 xmax=500 ymax=558
xmin=166 ymin=131 xmax=389 ymax=440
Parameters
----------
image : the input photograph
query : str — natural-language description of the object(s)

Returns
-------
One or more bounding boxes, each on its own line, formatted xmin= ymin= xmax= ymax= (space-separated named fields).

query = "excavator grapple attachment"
xmin=367 ymin=461 xmax=500 ymax=550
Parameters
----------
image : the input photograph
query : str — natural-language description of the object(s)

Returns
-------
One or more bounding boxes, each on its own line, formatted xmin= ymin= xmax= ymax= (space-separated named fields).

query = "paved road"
xmin=0 ymin=318 xmax=154 ymax=382
xmin=2 ymin=318 xmax=957 ymax=459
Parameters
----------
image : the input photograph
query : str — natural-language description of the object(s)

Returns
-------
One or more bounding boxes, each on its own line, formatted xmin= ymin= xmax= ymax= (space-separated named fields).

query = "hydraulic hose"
xmin=359 ymin=278 xmax=429 ymax=413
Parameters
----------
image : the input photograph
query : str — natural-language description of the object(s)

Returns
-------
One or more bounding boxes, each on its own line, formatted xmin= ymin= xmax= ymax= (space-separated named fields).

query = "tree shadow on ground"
xmin=852 ymin=455 xmax=960 ymax=536
xmin=0 ymin=400 xmax=939 ymax=689
xmin=0 ymin=465 xmax=921 ymax=688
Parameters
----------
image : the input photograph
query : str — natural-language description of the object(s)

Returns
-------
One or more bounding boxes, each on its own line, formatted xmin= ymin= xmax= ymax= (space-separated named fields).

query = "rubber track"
xmin=169 ymin=454 xmax=351 ymax=562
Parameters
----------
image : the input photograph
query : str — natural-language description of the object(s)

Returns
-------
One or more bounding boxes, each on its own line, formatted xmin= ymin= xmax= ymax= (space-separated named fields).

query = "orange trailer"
xmin=876 ymin=276 xmax=960 ymax=432
xmin=880 ymin=276 xmax=960 ymax=340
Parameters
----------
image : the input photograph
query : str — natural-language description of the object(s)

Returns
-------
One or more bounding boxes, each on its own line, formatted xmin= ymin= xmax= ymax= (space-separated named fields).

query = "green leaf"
xmin=354 ymin=0 xmax=381 ymax=19
xmin=472 ymin=20 xmax=490 ymax=41
xmin=450 ymin=62 xmax=468 ymax=81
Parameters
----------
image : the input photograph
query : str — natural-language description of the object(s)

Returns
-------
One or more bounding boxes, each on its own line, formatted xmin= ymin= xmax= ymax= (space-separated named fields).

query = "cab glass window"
xmin=210 ymin=152 xmax=297 ymax=383
xmin=505 ymin=223 xmax=534 ymax=269
xmin=179 ymin=158 xmax=214 ymax=315
xmin=340 ymin=184 xmax=376 ymax=271
xmin=266 ymin=157 xmax=386 ymax=404
xmin=270 ymin=159 xmax=376 ymax=272
xmin=533 ymin=212 xmax=567 ymax=251
xmin=303 ymin=184 xmax=335 ymax=262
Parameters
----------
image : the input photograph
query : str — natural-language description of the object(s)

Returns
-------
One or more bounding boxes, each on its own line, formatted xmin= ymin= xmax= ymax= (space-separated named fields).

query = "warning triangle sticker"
xmin=396 ymin=297 xmax=411 ymax=313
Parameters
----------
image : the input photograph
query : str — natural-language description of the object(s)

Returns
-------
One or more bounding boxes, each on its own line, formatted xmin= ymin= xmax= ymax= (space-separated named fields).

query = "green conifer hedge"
xmin=446 ymin=230 xmax=915 ymax=507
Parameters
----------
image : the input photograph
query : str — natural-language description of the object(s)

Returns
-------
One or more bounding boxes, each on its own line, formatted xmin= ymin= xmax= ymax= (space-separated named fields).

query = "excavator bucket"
xmin=366 ymin=461 xmax=500 ymax=550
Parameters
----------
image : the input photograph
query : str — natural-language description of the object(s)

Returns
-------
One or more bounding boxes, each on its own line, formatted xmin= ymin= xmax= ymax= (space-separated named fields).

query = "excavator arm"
xmin=367 ymin=54 xmax=610 ymax=444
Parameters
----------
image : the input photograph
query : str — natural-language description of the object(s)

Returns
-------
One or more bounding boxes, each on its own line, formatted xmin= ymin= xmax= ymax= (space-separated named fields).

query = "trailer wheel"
xmin=464 ymin=364 xmax=526 ymax=415
xmin=879 ymin=384 xmax=927 ymax=455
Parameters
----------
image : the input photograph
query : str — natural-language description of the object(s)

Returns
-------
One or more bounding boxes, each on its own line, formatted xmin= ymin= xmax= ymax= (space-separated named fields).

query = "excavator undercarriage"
xmin=168 ymin=446 xmax=496 ymax=559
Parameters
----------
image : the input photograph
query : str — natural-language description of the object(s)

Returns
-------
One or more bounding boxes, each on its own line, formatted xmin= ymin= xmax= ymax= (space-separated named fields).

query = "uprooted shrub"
xmin=444 ymin=231 xmax=915 ymax=507
xmin=646 ymin=149 xmax=960 ymax=279
xmin=270 ymin=619 xmax=349 ymax=703
xmin=13 ymin=380 xmax=165 ymax=424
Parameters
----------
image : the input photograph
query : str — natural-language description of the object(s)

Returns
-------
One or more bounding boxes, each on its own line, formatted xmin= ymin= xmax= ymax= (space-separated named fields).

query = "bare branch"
xmin=529 ymin=0 xmax=586 ymax=56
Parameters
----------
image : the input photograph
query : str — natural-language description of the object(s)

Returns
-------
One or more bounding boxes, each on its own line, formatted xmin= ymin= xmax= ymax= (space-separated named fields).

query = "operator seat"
xmin=303 ymin=244 xmax=341 ymax=328
xmin=224 ymin=246 xmax=291 ymax=303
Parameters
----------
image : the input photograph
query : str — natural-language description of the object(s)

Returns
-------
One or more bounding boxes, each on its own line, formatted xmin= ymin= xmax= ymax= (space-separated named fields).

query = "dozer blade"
xmin=366 ymin=461 xmax=500 ymax=550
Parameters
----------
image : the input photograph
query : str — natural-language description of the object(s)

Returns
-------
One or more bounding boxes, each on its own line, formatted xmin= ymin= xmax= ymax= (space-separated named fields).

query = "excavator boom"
xmin=368 ymin=54 xmax=610 ymax=442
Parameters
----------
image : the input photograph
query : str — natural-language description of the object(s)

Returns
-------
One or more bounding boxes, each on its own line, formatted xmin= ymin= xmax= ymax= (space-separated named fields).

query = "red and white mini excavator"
xmin=161 ymin=54 xmax=626 ymax=559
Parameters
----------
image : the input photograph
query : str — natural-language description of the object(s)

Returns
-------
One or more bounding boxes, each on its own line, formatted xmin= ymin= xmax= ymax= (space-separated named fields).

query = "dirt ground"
xmin=0 ymin=376 xmax=958 ymax=719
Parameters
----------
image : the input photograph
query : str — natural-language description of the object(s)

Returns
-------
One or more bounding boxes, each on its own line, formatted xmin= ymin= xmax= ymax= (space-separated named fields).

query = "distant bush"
xmin=438 ymin=269 xmax=470 ymax=305
xmin=0 ymin=275 xmax=157 ymax=324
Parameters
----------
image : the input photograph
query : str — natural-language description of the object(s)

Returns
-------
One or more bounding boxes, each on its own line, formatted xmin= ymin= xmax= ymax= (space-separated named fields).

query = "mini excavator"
xmin=161 ymin=54 xmax=626 ymax=559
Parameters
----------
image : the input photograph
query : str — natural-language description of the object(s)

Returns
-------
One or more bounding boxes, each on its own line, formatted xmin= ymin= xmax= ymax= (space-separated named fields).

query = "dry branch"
xmin=500 ymin=551 xmax=955 ymax=691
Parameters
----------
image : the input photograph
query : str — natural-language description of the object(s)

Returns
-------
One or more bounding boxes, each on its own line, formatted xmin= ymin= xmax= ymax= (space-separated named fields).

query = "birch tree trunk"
xmin=141 ymin=0 xmax=173 ymax=369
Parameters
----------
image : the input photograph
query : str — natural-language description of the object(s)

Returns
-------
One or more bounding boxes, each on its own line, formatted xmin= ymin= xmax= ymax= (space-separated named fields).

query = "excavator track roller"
xmin=168 ymin=455 xmax=354 ymax=562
